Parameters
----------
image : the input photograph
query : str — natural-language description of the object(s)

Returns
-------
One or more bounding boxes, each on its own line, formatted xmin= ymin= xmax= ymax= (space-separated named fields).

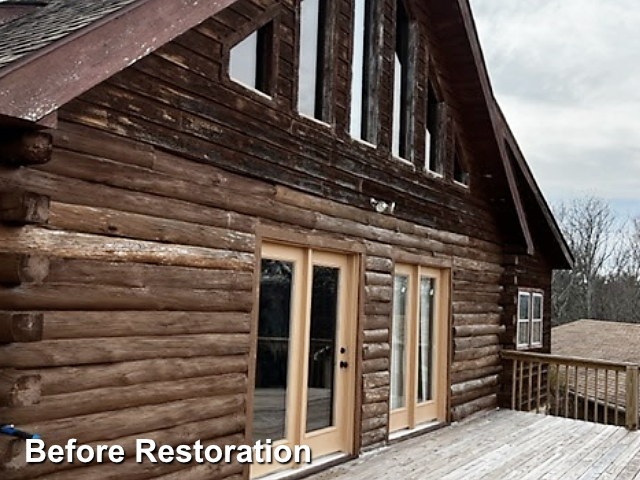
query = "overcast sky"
xmin=469 ymin=0 xmax=640 ymax=216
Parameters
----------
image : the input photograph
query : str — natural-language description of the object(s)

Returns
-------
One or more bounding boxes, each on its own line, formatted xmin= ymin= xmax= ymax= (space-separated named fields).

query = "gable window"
xmin=350 ymin=0 xmax=378 ymax=143
xmin=298 ymin=0 xmax=330 ymax=121
xmin=392 ymin=1 xmax=414 ymax=160
xmin=517 ymin=290 xmax=543 ymax=349
xmin=453 ymin=150 xmax=469 ymax=186
xmin=229 ymin=23 xmax=274 ymax=96
xmin=425 ymin=83 xmax=442 ymax=174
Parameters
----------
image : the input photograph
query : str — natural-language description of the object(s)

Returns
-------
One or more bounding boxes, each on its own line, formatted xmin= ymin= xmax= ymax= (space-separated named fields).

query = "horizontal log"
xmin=0 ymin=312 xmax=44 ymax=343
xmin=46 ymin=258 xmax=253 ymax=290
xmin=363 ymin=371 xmax=390 ymax=390
xmin=0 ymin=334 xmax=250 ymax=368
xmin=25 ymin=394 xmax=244 ymax=448
xmin=451 ymin=354 xmax=501 ymax=374
xmin=0 ymin=254 xmax=49 ymax=286
xmin=363 ymin=342 xmax=390 ymax=361
xmin=453 ymin=313 xmax=502 ymax=326
xmin=450 ymin=394 xmax=497 ymax=422
xmin=451 ymin=365 xmax=503 ymax=385
xmin=454 ymin=345 xmax=502 ymax=362
xmin=365 ymin=271 xmax=393 ymax=286
xmin=363 ymin=329 xmax=389 ymax=344
xmin=0 ymin=225 xmax=254 ymax=270
xmin=365 ymin=285 xmax=392 ymax=303
xmin=454 ymin=334 xmax=499 ymax=351
xmin=451 ymin=385 xmax=499 ymax=409
xmin=0 ymin=284 xmax=253 ymax=312
xmin=363 ymin=386 xmax=390 ymax=404
xmin=38 ymin=355 xmax=248 ymax=396
xmin=361 ymin=426 xmax=386 ymax=447
xmin=364 ymin=302 xmax=392 ymax=316
xmin=452 ymin=301 xmax=502 ymax=315
xmin=364 ymin=314 xmax=390 ymax=330
xmin=363 ymin=357 xmax=389 ymax=374
xmin=362 ymin=415 xmax=388 ymax=433
xmin=48 ymin=201 xmax=255 ymax=252
xmin=43 ymin=311 xmax=251 ymax=339
xmin=0 ymin=130 xmax=52 ymax=166
xmin=0 ymin=191 xmax=49 ymax=225
xmin=365 ymin=256 xmax=393 ymax=273
xmin=151 ymin=460 xmax=243 ymax=480
xmin=453 ymin=280 xmax=503 ymax=294
xmin=9 ymin=373 xmax=246 ymax=424
xmin=0 ymin=369 xmax=41 ymax=407
xmin=361 ymin=401 xmax=388 ymax=419
xmin=454 ymin=325 xmax=506 ymax=338
xmin=451 ymin=375 xmax=500 ymax=397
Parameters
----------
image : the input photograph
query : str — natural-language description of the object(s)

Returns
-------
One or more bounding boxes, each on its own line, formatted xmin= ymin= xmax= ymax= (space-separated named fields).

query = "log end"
xmin=0 ymin=131 xmax=53 ymax=167
xmin=0 ymin=435 xmax=26 ymax=471
xmin=0 ymin=313 xmax=44 ymax=343
xmin=0 ymin=191 xmax=50 ymax=225
xmin=0 ymin=370 xmax=42 ymax=408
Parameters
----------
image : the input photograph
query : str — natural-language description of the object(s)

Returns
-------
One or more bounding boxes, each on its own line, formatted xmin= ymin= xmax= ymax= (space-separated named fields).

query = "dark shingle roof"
xmin=0 ymin=0 xmax=140 ymax=70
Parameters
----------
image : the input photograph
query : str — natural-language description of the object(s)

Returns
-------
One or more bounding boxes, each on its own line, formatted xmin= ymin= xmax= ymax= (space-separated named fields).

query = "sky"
xmin=469 ymin=0 xmax=640 ymax=218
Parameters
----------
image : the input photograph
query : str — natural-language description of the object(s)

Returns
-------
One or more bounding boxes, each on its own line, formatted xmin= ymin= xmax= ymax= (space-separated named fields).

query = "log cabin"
xmin=0 ymin=0 xmax=573 ymax=478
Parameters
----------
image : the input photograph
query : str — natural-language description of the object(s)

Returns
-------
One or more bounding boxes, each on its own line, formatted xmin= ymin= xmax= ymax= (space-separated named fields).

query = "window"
xmin=453 ymin=147 xmax=469 ymax=186
xmin=298 ymin=0 xmax=330 ymax=121
xmin=517 ymin=290 xmax=543 ymax=349
xmin=229 ymin=23 xmax=274 ymax=96
xmin=350 ymin=0 xmax=378 ymax=143
xmin=425 ymin=83 xmax=442 ymax=174
xmin=391 ymin=1 xmax=414 ymax=159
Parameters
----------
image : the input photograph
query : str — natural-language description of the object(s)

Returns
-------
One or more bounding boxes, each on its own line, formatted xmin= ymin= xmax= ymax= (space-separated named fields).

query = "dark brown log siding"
xmin=0 ymin=0 xmax=554 ymax=477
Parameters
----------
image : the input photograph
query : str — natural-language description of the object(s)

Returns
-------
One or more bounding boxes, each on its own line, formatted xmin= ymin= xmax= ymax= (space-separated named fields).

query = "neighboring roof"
xmin=0 ymin=0 xmax=138 ymax=69
xmin=553 ymin=320 xmax=640 ymax=364
xmin=0 ymin=0 xmax=571 ymax=267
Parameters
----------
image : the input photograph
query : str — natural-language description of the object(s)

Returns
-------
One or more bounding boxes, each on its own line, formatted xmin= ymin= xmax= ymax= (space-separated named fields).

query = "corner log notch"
xmin=0 ymin=370 xmax=41 ymax=408
xmin=0 ymin=255 xmax=50 ymax=286
xmin=0 ymin=435 xmax=25 ymax=473
xmin=0 ymin=130 xmax=52 ymax=167
xmin=0 ymin=191 xmax=50 ymax=225
xmin=0 ymin=313 xmax=44 ymax=343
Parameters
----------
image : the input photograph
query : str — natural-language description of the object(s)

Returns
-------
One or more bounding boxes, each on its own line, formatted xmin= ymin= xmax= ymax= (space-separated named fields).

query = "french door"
xmin=390 ymin=264 xmax=449 ymax=432
xmin=251 ymin=243 xmax=358 ymax=477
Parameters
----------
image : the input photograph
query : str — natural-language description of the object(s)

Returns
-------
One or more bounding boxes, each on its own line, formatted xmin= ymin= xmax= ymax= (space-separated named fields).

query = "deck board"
xmin=308 ymin=410 xmax=640 ymax=480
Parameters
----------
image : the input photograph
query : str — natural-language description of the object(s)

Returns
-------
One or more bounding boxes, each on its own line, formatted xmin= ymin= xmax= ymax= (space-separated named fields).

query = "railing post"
xmin=625 ymin=365 xmax=639 ymax=431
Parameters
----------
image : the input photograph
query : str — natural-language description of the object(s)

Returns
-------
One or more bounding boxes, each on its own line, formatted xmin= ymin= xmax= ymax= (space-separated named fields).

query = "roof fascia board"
xmin=0 ymin=0 xmax=239 ymax=123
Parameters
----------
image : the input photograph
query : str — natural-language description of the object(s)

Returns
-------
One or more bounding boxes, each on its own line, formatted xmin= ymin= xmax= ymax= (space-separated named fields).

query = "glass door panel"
xmin=306 ymin=265 xmax=339 ymax=433
xmin=417 ymin=277 xmax=434 ymax=404
xmin=254 ymin=259 xmax=295 ymax=442
xmin=391 ymin=274 xmax=409 ymax=410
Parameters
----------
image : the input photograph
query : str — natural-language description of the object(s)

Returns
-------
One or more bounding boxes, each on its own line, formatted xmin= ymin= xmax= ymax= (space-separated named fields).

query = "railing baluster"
xmin=555 ymin=363 xmax=560 ymax=416
xmin=536 ymin=362 xmax=542 ymax=414
xmin=564 ymin=364 xmax=569 ymax=418
xmin=594 ymin=369 xmax=599 ymax=424
xmin=604 ymin=369 xmax=609 ymax=425
xmin=625 ymin=365 xmax=639 ymax=431
xmin=528 ymin=361 xmax=533 ymax=411
xmin=615 ymin=370 xmax=619 ymax=426
xmin=574 ymin=365 xmax=579 ymax=420
xmin=547 ymin=362 xmax=552 ymax=415
xmin=512 ymin=359 xmax=517 ymax=411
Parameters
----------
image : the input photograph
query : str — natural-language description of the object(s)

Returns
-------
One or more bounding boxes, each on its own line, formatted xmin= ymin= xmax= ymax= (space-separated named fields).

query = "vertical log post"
xmin=626 ymin=365 xmax=639 ymax=431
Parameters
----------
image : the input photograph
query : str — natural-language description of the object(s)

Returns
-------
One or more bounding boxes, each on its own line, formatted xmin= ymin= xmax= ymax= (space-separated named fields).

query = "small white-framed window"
xmin=517 ymin=290 xmax=543 ymax=349
xmin=229 ymin=22 xmax=274 ymax=96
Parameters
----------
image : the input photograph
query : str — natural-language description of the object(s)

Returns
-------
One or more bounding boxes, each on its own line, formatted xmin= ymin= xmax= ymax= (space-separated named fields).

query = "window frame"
xmin=517 ymin=289 xmax=544 ymax=349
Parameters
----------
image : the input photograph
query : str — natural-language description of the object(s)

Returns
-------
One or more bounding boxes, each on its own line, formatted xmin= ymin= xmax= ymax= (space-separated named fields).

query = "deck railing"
xmin=502 ymin=350 xmax=639 ymax=430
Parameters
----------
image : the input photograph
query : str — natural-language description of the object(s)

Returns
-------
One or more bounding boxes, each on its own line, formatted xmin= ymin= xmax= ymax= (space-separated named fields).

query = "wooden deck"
xmin=309 ymin=410 xmax=640 ymax=480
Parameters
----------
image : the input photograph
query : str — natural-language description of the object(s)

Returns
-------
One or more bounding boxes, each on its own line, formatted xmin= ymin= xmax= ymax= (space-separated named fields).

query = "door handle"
xmin=340 ymin=361 xmax=349 ymax=369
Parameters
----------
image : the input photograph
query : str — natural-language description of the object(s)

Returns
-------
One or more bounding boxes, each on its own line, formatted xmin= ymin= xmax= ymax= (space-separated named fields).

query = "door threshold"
xmin=254 ymin=452 xmax=355 ymax=480
xmin=388 ymin=420 xmax=447 ymax=444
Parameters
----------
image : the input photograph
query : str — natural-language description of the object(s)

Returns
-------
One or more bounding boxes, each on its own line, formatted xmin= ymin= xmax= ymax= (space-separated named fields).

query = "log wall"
xmin=0 ymin=0 xmax=554 ymax=478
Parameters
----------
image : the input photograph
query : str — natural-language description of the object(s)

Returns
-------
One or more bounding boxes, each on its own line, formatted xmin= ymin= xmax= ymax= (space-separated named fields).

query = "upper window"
xmin=425 ymin=83 xmax=442 ymax=174
xmin=391 ymin=1 xmax=414 ymax=160
xmin=229 ymin=23 xmax=274 ymax=96
xmin=350 ymin=0 xmax=378 ymax=143
xmin=298 ymin=0 xmax=330 ymax=121
xmin=517 ymin=290 xmax=543 ymax=349
xmin=453 ymin=146 xmax=470 ymax=186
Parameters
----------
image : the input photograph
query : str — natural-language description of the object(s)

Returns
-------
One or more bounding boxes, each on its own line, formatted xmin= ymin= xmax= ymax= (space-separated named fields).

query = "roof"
xmin=0 ymin=0 xmax=138 ymax=69
xmin=0 ymin=0 xmax=572 ymax=268
xmin=553 ymin=319 xmax=640 ymax=364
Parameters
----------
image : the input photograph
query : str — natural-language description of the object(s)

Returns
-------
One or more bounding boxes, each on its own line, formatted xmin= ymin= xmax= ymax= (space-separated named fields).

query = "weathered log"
xmin=363 ymin=386 xmax=390 ymax=405
xmin=453 ymin=313 xmax=502 ymax=326
xmin=45 ymin=258 xmax=253 ymax=290
xmin=363 ymin=371 xmax=390 ymax=390
xmin=48 ymin=201 xmax=255 ymax=252
xmin=452 ymin=301 xmax=502 ymax=315
xmin=454 ymin=334 xmax=499 ymax=351
xmin=0 ymin=334 xmax=250 ymax=368
xmin=38 ymin=355 xmax=248 ymax=396
xmin=362 ymin=414 xmax=388 ymax=433
xmin=0 ymin=225 xmax=254 ymax=271
xmin=0 ymin=283 xmax=253 ymax=312
xmin=364 ymin=301 xmax=392 ymax=316
xmin=363 ymin=342 xmax=390 ymax=361
xmin=361 ymin=426 xmax=386 ymax=447
xmin=451 ymin=385 xmax=499 ymax=409
xmin=363 ymin=329 xmax=389 ymax=344
xmin=0 ymin=131 xmax=52 ymax=166
xmin=365 ymin=285 xmax=392 ymax=303
xmin=9 ymin=373 xmax=246 ymax=424
xmin=451 ymin=375 xmax=500 ymax=397
xmin=0 ymin=191 xmax=49 ymax=225
xmin=451 ymin=354 xmax=501 ymax=374
xmin=453 ymin=324 xmax=506 ymax=337
xmin=454 ymin=345 xmax=501 ymax=362
xmin=362 ymin=401 xmax=388 ymax=419
xmin=0 ymin=312 xmax=44 ymax=343
xmin=43 ymin=311 xmax=251 ymax=340
xmin=365 ymin=271 xmax=393 ymax=286
xmin=364 ymin=314 xmax=390 ymax=330
xmin=363 ymin=357 xmax=389 ymax=374
xmin=0 ymin=370 xmax=41 ymax=407
xmin=365 ymin=256 xmax=393 ymax=273
xmin=150 ymin=461 xmax=243 ymax=480
xmin=450 ymin=365 xmax=503 ymax=385
xmin=0 ymin=254 xmax=49 ymax=285
xmin=450 ymin=394 xmax=497 ymax=422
